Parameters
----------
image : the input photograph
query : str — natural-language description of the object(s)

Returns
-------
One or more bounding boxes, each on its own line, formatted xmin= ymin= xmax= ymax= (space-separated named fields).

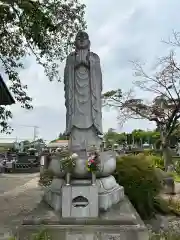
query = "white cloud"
xmin=1 ymin=0 xmax=180 ymax=140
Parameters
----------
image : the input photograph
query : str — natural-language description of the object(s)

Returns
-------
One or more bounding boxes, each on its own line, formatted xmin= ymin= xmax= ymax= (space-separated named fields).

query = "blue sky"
xmin=2 ymin=0 xmax=180 ymax=141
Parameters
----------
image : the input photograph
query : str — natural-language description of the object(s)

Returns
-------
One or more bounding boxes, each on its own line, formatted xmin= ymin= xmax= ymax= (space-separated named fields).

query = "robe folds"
xmin=64 ymin=51 xmax=103 ymax=138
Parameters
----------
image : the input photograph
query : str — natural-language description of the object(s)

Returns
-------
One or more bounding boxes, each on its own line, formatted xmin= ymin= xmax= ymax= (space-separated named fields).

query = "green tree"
xmin=116 ymin=132 xmax=126 ymax=145
xmin=131 ymin=129 xmax=143 ymax=145
xmin=21 ymin=140 xmax=30 ymax=145
xmin=31 ymin=138 xmax=45 ymax=145
xmin=103 ymin=47 xmax=180 ymax=170
xmin=131 ymin=129 xmax=160 ymax=146
xmin=0 ymin=0 xmax=86 ymax=133
xmin=58 ymin=132 xmax=68 ymax=140
xmin=104 ymin=129 xmax=126 ymax=147
xmin=50 ymin=132 xmax=69 ymax=142
xmin=103 ymin=129 xmax=118 ymax=147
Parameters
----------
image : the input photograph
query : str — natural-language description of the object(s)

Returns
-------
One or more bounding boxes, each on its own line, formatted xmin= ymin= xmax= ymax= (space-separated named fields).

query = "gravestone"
xmin=155 ymin=167 xmax=175 ymax=194
xmin=18 ymin=31 xmax=149 ymax=240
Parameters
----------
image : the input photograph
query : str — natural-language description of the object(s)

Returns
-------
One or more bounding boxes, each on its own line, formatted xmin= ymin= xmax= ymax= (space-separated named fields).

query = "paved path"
xmin=0 ymin=173 xmax=42 ymax=239
xmin=0 ymin=173 xmax=40 ymax=194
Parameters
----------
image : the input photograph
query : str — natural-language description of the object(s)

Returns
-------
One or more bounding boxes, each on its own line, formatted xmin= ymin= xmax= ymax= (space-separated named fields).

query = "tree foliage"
xmin=104 ymin=52 xmax=180 ymax=138
xmin=0 ymin=0 xmax=86 ymax=133
xmin=103 ymin=31 xmax=180 ymax=169
xmin=104 ymin=128 xmax=161 ymax=147
xmin=131 ymin=129 xmax=160 ymax=145
xmin=104 ymin=128 xmax=126 ymax=147
xmin=50 ymin=132 xmax=68 ymax=142
xmin=58 ymin=131 xmax=68 ymax=140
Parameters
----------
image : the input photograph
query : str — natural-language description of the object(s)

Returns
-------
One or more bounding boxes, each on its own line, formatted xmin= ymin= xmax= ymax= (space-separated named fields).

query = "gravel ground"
xmin=0 ymin=173 xmax=42 ymax=239
xmin=146 ymin=182 xmax=180 ymax=236
xmin=0 ymin=173 xmax=39 ymax=195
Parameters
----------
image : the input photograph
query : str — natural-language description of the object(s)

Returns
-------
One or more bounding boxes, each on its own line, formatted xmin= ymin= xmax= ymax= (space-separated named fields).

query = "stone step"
xmin=22 ymin=215 xmax=138 ymax=226
xmin=17 ymin=225 xmax=149 ymax=240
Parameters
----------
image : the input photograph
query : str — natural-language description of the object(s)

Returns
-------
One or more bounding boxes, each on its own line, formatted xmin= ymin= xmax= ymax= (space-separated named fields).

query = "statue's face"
xmin=75 ymin=31 xmax=90 ymax=49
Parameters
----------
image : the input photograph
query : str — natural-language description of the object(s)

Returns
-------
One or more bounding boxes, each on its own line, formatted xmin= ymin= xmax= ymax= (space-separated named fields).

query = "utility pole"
xmin=12 ymin=124 xmax=39 ymax=142
xmin=33 ymin=126 xmax=39 ymax=141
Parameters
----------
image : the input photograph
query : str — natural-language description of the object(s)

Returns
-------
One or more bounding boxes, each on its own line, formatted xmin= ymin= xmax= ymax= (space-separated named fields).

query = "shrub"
xmin=143 ymin=149 xmax=154 ymax=155
xmin=150 ymin=231 xmax=180 ymax=240
xmin=39 ymin=169 xmax=54 ymax=187
xmin=174 ymin=160 xmax=180 ymax=175
xmin=146 ymin=155 xmax=164 ymax=170
xmin=114 ymin=154 xmax=162 ymax=219
xmin=153 ymin=196 xmax=180 ymax=216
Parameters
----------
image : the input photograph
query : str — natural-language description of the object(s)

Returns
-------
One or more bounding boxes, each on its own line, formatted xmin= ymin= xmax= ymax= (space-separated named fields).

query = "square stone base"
xmin=16 ymin=197 xmax=149 ymax=240
xmin=62 ymin=185 xmax=98 ymax=218
xmin=43 ymin=179 xmax=124 ymax=212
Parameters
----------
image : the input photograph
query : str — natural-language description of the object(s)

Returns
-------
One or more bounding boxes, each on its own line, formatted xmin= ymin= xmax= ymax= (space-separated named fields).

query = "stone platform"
xmin=44 ymin=176 xmax=124 ymax=212
xmin=16 ymin=197 xmax=149 ymax=240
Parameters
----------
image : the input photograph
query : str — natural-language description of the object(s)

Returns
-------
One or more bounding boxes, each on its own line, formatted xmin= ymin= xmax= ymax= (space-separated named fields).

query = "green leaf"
xmin=0 ymin=0 xmax=86 ymax=133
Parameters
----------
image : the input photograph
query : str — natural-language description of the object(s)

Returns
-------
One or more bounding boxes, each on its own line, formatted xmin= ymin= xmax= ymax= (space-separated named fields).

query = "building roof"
xmin=47 ymin=140 xmax=68 ymax=148
xmin=0 ymin=75 xmax=15 ymax=105
xmin=55 ymin=140 xmax=68 ymax=143
xmin=0 ymin=139 xmax=16 ymax=144
xmin=47 ymin=142 xmax=68 ymax=148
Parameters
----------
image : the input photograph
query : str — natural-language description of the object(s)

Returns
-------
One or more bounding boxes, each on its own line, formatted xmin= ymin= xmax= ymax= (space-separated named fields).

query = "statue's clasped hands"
xmin=75 ymin=59 xmax=89 ymax=68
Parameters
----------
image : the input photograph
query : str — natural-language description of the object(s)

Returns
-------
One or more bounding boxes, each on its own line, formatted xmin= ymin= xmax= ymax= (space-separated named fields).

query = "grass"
xmin=168 ymin=196 xmax=180 ymax=213
xmin=149 ymin=196 xmax=180 ymax=239
xmin=150 ymin=231 xmax=180 ymax=240
xmin=174 ymin=173 xmax=180 ymax=183
xmin=8 ymin=230 xmax=52 ymax=240
xmin=169 ymin=170 xmax=180 ymax=183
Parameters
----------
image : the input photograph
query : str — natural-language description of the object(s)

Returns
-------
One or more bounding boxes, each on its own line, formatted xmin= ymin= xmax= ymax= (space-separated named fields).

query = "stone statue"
xmin=41 ymin=31 xmax=148 ymax=238
xmin=64 ymin=31 xmax=103 ymax=150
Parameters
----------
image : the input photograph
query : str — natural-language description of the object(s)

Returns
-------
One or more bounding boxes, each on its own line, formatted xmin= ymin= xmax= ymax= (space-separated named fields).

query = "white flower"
xmin=71 ymin=153 xmax=78 ymax=160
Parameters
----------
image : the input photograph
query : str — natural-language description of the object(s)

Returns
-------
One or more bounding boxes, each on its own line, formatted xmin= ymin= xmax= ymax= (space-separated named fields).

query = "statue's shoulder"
xmin=67 ymin=51 xmax=75 ymax=59
xmin=69 ymin=51 xmax=75 ymax=57
xmin=66 ymin=52 xmax=75 ymax=63
xmin=89 ymin=52 xmax=100 ymax=61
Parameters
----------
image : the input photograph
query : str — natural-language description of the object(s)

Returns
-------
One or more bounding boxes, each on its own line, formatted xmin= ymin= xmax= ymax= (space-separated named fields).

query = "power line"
xmin=11 ymin=124 xmax=40 ymax=141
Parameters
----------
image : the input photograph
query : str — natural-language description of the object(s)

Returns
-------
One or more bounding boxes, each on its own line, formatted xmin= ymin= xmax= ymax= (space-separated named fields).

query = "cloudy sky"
xmin=1 ymin=0 xmax=180 ymax=141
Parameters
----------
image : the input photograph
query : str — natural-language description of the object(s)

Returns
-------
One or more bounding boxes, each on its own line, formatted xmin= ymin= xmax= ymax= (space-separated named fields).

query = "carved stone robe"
xmin=64 ymin=51 xmax=103 ymax=149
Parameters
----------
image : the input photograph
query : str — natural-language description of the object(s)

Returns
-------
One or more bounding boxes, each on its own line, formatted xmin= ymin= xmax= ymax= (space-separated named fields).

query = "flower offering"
xmin=86 ymin=150 xmax=100 ymax=173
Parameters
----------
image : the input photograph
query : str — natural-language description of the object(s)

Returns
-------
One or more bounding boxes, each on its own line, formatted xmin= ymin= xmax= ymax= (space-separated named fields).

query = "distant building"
xmin=0 ymin=138 xmax=17 ymax=151
xmin=47 ymin=140 xmax=69 ymax=150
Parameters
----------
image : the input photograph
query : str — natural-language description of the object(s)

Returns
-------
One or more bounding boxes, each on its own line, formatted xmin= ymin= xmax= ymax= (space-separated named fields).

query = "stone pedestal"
xmin=44 ymin=150 xmax=124 ymax=212
xmin=17 ymin=197 xmax=149 ymax=240
xmin=62 ymin=185 xmax=98 ymax=218
xmin=44 ymin=175 xmax=124 ymax=213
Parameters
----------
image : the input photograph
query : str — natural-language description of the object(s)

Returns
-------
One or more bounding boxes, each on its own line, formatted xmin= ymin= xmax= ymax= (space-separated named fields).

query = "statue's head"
xmin=75 ymin=31 xmax=90 ymax=50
